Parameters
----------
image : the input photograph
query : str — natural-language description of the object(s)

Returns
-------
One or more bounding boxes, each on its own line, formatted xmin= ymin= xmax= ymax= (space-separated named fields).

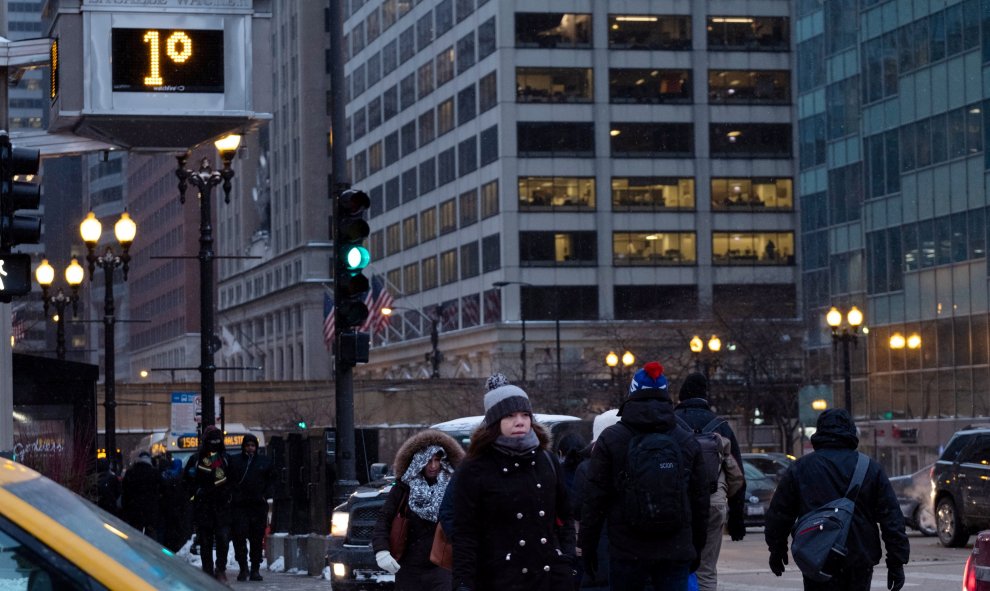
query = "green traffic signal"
xmin=344 ymin=245 xmax=371 ymax=270
xmin=297 ymin=420 xmax=307 ymax=429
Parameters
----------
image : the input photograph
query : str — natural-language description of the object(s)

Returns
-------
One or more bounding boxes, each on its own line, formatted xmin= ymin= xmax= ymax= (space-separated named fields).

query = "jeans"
xmin=802 ymin=565 xmax=874 ymax=591
xmin=609 ymin=556 xmax=690 ymax=591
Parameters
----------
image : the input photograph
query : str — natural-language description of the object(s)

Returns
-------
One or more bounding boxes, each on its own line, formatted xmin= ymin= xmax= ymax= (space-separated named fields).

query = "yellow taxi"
xmin=0 ymin=457 xmax=226 ymax=590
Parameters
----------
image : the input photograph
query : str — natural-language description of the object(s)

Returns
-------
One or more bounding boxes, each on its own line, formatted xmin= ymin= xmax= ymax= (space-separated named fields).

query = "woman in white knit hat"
xmin=451 ymin=381 xmax=576 ymax=591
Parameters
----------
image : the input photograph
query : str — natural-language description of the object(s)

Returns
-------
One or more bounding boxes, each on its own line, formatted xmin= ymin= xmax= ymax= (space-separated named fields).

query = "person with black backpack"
xmin=580 ymin=361 xmax=709 ymax=591
xmin=674 ymin=372 xmax=747 ymax=591
xmin=764 ymin=409 xmax=909 ymax=591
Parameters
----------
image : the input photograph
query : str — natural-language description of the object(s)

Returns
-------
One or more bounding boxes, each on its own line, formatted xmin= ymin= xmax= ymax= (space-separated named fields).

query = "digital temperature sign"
xmin=111 ymin=28 xmax=224 ymax=93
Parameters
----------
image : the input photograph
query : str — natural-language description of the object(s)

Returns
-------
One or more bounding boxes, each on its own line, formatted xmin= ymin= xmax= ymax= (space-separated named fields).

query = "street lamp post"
xmin=605 ymin=350 xmax=636 ymax=390
xmin=689 ymin=334 xmax=722 ymax=378
xmin=826 ymin=305 xmax=864 ymax=415
xmin=492 ymin=280 xmax=553 ymax=383
xmin=174 ymin=134 xmax=241 ymax=432
xmin=80 ymin=211 xmax=137 ymax=471
xmin=382 ymin=305 xmax=445 ymax=378
xmin=35 ymin=258 xmax=84 ymax=360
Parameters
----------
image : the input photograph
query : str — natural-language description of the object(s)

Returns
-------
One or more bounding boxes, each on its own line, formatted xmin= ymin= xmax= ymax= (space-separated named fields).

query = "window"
xmin=386 ymin=268 xmax=402 ymax=297
xmin=457 ymin=32 xmax=476 ymax=74
xmin=403 ymin=215 xmax=418 ymax=249
xmin=438 ymin=147 xmax=456 ymax=186
xmin=614 ymin=285 xmax=698 ymax=319
xmin=402 ymin=167 xmax=417 ymax=203
xmin=385 ymin=132 xmax=399 ymax=165
xmin=370 ymin=230 xmax=385 ymax=260
xmin=517 ymin=122 xmax=595 ymax=157
xmin=517 ymin=68 xmax=593 ymax=103
xmin=481 ymin=180 xmax=499 ymax=218
xmin=367 ymin=97 xmax=382 ymax=130
xmin=708 ymin=16 xmax=790 ymax=51
xmin=711 ymin=178 xmax=793 ymax=210
xmin=366 ymin=52 xmax=381 ymax=87
xmin=713 ymin=284 xmax=796 ymax=318
xmin=435 ymin=0 xmax=453 ymax=36
xmin=437 ymin=98 xmax=455 ymax=135
xmin=441 ymin=248 xmax=459 ymax=284
xmin=612 ymin=177 xmax=695 ymax=210
xmin=609 ymin=68 xmax=690 ymax=104
xmin=458 ymin=85 xmax=477 ymax=125
xmin=385 ymin=177 xmax=400 ymax=210
xmin=422 ymin=256 xmax=439 ymax=290
xmin=400 ymin=25 xmax=415 ymax=62
xmin=459 ymin=137 xmax=478 ymax=176
xmin=384 ymin=85 xmax=398 ymax=120
xmin=459 ymin=242 xmax=480 ymax=279
xmin=401 ymin=121 xmax=417 ymax=156
xmin=460 ymin=189 xmax=479 ymax=226
xmin=522 ymin=286 xmax=598 ymax=320
xmin=403 ymin=263 xmax=420 ymax=295
xmin=479 ymin=71 xmax=498 ymax=112
xmin=480 ymin=125 xmax=498 ymax=165
xmin=710 ymin=124 xmax=792 ymax=158
xmin=371 ymin=184 xmax=386 ymax=216
xmin=516 ymin=13 xmax=592 ymax=48
xmin=418 ymin=61 xmax=434 ymax=98
xmin=482 ymin=234 xmax=501 ymax=271
xmin=611 ymin=123 xmax=693 ymax=157
xmin=712 ymin=232 xmax=795 ymax=265
xmin=418 ymin=111 xmax=436 ymax=147
xmin=709 ymin=70 xmax=790 ymax=103
xmin=440 ymin=198 xmax=457 ymax=233
xmin=520 ymin=231 xmax=597 ymax=265
xmin=417 ymin=12 xmax=434 ymax=51
xmin=613 ymin=232 xmax=697 ymax=265
xmin=456 ymin=0 xmax=474 ymax=22
xmin=419 ymin=158 xmax=436 ymax=193
xmin=478 ymin=17 xmax=497 ymax=59
xmin=519 ymin=177 xmax=595 ymax=208
xmin=368 ymin=142 xmax=383 ymax=173
xmin=608 ymin=15 xmax=691 ymax=50
xmin=421 ymin=207 xmax=438 ymax=241
xmin=386 ymin=222 xmax=402 ymax=255
xmin=352 ymin=63 xmax=366 ymax=96
xmin=436 ymin=47 xmax=455 ymax=86
xmin=400 ymin=73 xmax=416 ymax=110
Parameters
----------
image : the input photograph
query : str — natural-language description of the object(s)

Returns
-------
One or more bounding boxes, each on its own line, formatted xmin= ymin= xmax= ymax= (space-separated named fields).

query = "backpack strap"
xmin=700 ymin=418 xmax=726 ymax=434
xmin=843 ymin=453 xmax=870 ymax=501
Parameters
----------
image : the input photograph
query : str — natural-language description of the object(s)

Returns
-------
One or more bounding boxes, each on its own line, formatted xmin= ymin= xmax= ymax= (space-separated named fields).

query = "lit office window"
xmin=612 ymin=177 xmax=695 ymax=210
xmin=711 ymin=178 xmax=793 ymax=210
xmin=610 ymin=69 xmax=691 ymax=103
xmin=608 ymin=15 xmax=691 ymax=50
xmin=518 ymin=177 xmax=595 ymax=209
xmin=517 ymin=68 xmax=593 ymax=103
xmin=516 ymin=13 xmax=592 ymax=48
xmin=712 ymin=232 xmax=795 ymax=264
xmin=708 ymin=70 xmax=790 ymax=103
xmin=613 ymin=232 xmax=697 ymax=265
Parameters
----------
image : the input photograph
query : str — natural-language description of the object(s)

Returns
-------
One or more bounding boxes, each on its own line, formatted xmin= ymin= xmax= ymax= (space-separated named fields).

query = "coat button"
xmin=543 ymin=565 xmax=551 ymax=572
xmin=519 ymin=539 xmax=526 ymax=546
xmin=539 ymin=511 xmax=545 ymax=517
xmin=541 ymin=538 xmax=547 ymax=544
xmin=531 ymin=461 xmax=536 ymax=465
xmin=503 ymin=468 xmax=508 ymax=472
xmin=536 ymin=483 xmax=542 ymax=488
xmin=522 ymin=568 xmax=528 ymax=574
xmin=517 ymin=513 xmax=523 ymax=519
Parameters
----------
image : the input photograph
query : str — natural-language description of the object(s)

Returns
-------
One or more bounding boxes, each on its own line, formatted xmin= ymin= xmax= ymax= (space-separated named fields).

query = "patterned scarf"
xmin=402 ymin=445 xmax=453 ymax=523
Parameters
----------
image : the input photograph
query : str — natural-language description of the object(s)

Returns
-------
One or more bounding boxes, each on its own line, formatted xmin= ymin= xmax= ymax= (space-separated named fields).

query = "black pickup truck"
xmin=325 ymin=414 xmax=584 ymax=590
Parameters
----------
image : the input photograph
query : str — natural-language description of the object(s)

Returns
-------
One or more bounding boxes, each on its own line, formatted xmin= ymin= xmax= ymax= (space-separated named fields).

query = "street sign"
xmin=0 ymin=254 xmax=32 ymax=301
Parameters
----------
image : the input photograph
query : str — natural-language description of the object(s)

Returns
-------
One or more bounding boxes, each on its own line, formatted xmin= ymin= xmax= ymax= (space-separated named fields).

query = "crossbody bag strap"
xmin=844 ymin=453 xmax=870 ymax=501
xmin=701 ymin=417 xmax=727 ymax=434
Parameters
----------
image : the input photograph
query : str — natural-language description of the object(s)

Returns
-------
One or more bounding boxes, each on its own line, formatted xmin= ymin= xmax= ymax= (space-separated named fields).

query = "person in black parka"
xmin=121 ymin=451 xmax=163 ymax=539
xmin=183 ymin=425 xmax=233 ymax=583
xmin=373 ymin=429 xmax=464 ymax=591
xmin=452 ymin=384 xmax=576 ymax=591
xmin=228 ymin=433 xmax=274 ymax=581
xmin=764 ymin=409 xmax=909 ymax=591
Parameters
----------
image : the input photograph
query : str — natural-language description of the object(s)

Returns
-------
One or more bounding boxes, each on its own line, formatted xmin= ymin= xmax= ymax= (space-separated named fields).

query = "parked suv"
xmin=932 ymin=427 xmax=990 ymax=547
xmin=325 ymin=414 xmax=584 ymax=590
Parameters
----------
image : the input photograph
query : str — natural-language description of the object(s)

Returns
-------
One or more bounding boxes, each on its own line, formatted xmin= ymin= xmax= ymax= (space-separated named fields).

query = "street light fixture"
xmin=34 ymin=257 xmax=84 ymax=360
xmin=493 ymin=280 xmax=535 ymax=383
xmin=605 ymin=350 xmax=636 ymax=400
xmin=381 ymin=305 xmax=445 ymax=378
xmin=826 ymin=305 xmax=864 ymax=415
xmin=80 ymin=210 xmax=137 ymax=471
xmin=174 ymin=133 xmax=241 ymax=432
xmin=889 ymin=332 xmax=921 ymax=350
xmin=689 ymin=334 xmax=722 ymax=377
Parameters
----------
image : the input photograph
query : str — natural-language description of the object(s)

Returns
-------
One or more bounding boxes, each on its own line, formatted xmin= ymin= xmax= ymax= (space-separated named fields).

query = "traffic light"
xmin=0 ymin=132 xmax=42 ymax=253
xmin=334 ymin=189 xmax=371 ymax=330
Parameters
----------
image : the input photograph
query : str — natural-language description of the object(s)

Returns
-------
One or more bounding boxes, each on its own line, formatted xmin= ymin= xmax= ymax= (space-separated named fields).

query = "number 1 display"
xmin=112 ymin=28 xmax=224 ymax=93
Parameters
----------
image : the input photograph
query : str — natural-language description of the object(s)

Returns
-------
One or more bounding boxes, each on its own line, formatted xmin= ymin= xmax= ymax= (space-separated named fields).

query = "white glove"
xmin=375 ymin=550 xmax=400 ymax=574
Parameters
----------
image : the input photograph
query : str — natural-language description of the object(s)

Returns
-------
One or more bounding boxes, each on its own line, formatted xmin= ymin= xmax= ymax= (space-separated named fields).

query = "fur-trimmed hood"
xmin=393 ymin=429 xmax=465 ymax=477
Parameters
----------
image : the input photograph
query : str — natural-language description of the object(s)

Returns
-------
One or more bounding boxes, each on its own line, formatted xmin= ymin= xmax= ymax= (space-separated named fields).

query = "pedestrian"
xmin=674 ymin=372 xmax=747 ymax=591
xmin=184 ymin=425 xmax=233 ymax=582
xmin=580 ymin=361 xmax=709 ymax=591
xmin=121 ymin=451 xmax=163 ymax=539
xmin=452 ymin=383 xmax=576 ymax=591
xmin=95 ymin=457 xmax=122 ymax=517
xmin=764 ymin=409 xmax=909 ymax=591
xmin=372 ymin=429 xmax=464 ymax=590
xmin=228 ymin=433 xmax=274 ymax=581
xmin=572 ymin=409 xmax=620 ymax=590
xmin=157 ymin=453 xmax=190 ymax=552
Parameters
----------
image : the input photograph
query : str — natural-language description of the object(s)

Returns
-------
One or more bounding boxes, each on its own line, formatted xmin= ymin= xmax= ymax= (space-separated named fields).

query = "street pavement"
xmin=226 ymin=570 xmax=330 ymax=591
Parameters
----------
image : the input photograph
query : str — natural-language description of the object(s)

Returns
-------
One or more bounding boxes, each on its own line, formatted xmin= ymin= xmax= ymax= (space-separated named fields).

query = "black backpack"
xmin=677 ymin=416 xmax=727 ymax=494
xmin=618 ymin=423 xmax=687 ymax=532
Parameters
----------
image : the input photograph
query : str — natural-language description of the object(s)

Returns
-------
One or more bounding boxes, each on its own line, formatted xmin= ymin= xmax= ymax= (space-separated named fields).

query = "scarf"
xmin=493 ymin=429 xmax=539 ymax=456
xmin=402 ymin=444 xmax=453 ymax=522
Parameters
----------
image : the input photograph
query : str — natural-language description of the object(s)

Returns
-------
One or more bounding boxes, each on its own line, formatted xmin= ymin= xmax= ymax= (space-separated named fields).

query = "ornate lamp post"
xmin=493 ymin=280 xmax=540 ymax=383
xmin=80 ymin=210 xmax=137 ymax=471
xmin=35 ymin=257 xmax=84 ymax=359
xmin=689 ymin=334 xmax=722 ymax=377
xmin=826 ymin=305 xmax=864 ymax=415
xmin=174 ymin=134 xmax=241 ymax=432
xmin=605 ymin=350 xmax=636 ymax=387
xmin=382 ymin=305 xmax=447 ymax=378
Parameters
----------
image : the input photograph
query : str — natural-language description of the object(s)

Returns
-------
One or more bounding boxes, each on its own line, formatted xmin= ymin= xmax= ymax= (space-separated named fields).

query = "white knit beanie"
xmin=592 ymin=409 xmax=620 ymax=442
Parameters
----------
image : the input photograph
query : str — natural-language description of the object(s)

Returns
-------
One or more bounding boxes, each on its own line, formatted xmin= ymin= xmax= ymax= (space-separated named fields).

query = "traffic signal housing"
xmin=334 ymin=189 xmax=371 ymax=330
xmin=0 ymin=132 xmax=42 ymax=253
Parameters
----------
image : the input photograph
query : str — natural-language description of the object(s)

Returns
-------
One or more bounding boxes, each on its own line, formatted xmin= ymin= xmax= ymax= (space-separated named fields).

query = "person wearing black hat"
xmin=228 ymin=433 xmax=274 ymax=581
xmin=184 ymin=425 xmax=233 ymax=582
xmin=452 ymin=383 xmax=576 ymax=591
xmin=674 ymin=372 xmax=747 ymax=591
xmin=121 ymin=451 xmax=163 ymax=539
xmin=764 ymin=409 xmax=909 ymax=591
xmin=580 ymin=361 xmax=710 ymax=591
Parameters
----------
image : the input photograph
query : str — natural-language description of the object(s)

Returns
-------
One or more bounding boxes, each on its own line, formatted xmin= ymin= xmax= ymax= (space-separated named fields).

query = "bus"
xmin=132 ymin=424 xmax=266 ymax=467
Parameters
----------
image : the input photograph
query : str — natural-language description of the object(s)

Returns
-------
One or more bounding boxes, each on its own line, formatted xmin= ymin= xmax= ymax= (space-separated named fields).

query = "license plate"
xmin=747 ymin=505 xmax=765 ymax=516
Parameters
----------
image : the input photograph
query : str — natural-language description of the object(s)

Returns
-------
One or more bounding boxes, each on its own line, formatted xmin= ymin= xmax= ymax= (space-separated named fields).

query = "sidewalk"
xmin=226 ymin=569 xmax=330 ymax=591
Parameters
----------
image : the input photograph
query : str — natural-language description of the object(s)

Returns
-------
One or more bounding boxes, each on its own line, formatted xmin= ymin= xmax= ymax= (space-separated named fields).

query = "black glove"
xmin=727 ymin=513 xmax=747 ymax=541
xmin=583 ymin=549 xmax=598 ymax=583
xmin=887 ymin=561 xmax=905 ymax=591
xmin=769 ymin=551 xmax=788 ymax=577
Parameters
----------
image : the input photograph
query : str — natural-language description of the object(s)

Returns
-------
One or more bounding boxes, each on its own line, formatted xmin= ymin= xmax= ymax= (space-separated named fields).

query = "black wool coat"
xmin=452 ymin=438 xmax=576 ymax=591
xmin=227 ymin=451 xmax=275 ymax=508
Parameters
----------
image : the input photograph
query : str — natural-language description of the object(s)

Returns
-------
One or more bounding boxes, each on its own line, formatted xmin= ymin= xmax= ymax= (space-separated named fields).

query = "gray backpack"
xmin=676 ymin=416 xmax=726 ymax=494
xmin=789 ymin=453 xmax=870 ymax=582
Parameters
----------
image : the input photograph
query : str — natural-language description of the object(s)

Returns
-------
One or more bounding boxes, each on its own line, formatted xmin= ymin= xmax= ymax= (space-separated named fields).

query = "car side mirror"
xmin=369 ymin=462 xmax=389 ymax=482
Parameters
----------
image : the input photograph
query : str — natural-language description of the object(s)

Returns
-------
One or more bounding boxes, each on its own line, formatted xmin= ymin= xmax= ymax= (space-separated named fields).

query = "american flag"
xmin=483 ymin=288 xmax=502 ymax=324
xmin=323 ymin=292 xmax=335 ymax=350
xmin=461 ymin=294 xmax=480 ymax=328
xmin=10 ymin=307 xmax=26 ymax=344
xmin=358 ymin=275 xmax=395 ymax=334
xmin=441 ymin=299 xmax=459 ymax=331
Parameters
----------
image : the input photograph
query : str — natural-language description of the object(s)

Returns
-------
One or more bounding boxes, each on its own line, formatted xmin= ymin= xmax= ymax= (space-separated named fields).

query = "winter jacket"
xmin=452 ymin=424 xmax=576 ymax=591
xmin=121 ymin=460 xmax=162 ymax=530
xmin=228 ymin=451 xmax=275 ymax=508
xmin=372 ymin=430 xmax=465 ymax=567
xmin=184 ymin=450 xmax=233 ymax=524
xmin=675 ymin=398 xmax=747 ymax=521
xmin=580 ymin=397 xmax=710 ymax=564
xmin=764 ymin=409 xmax=910 ymax=570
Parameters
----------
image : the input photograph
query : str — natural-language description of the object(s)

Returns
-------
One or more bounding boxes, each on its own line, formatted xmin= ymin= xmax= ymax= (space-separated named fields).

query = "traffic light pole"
xmin=330 ymin=0 xmax=359 ymax=505
xmin=0 ymin=7 xmax=10 ymax=452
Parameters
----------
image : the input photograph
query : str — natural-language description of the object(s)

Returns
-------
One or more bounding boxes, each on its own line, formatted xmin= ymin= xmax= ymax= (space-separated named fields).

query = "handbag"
xmin=388 ymin=490 xmax=410 ymax=560
xmin=429 ymin=522 xmax=453 ymax=570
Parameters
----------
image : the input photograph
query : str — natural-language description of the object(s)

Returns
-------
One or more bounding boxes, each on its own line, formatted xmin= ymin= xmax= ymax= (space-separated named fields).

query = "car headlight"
xmin=331 ymin=511 xmax=349 ymax=537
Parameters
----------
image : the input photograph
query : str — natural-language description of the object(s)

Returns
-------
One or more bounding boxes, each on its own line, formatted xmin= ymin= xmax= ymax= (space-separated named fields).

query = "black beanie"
xmin=679 ymin=372 xmax=709 ymax=401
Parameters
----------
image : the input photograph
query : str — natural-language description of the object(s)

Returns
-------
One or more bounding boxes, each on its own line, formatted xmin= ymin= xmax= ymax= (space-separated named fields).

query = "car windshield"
xmin=5 ymin=476 xmax=220 ymax=590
